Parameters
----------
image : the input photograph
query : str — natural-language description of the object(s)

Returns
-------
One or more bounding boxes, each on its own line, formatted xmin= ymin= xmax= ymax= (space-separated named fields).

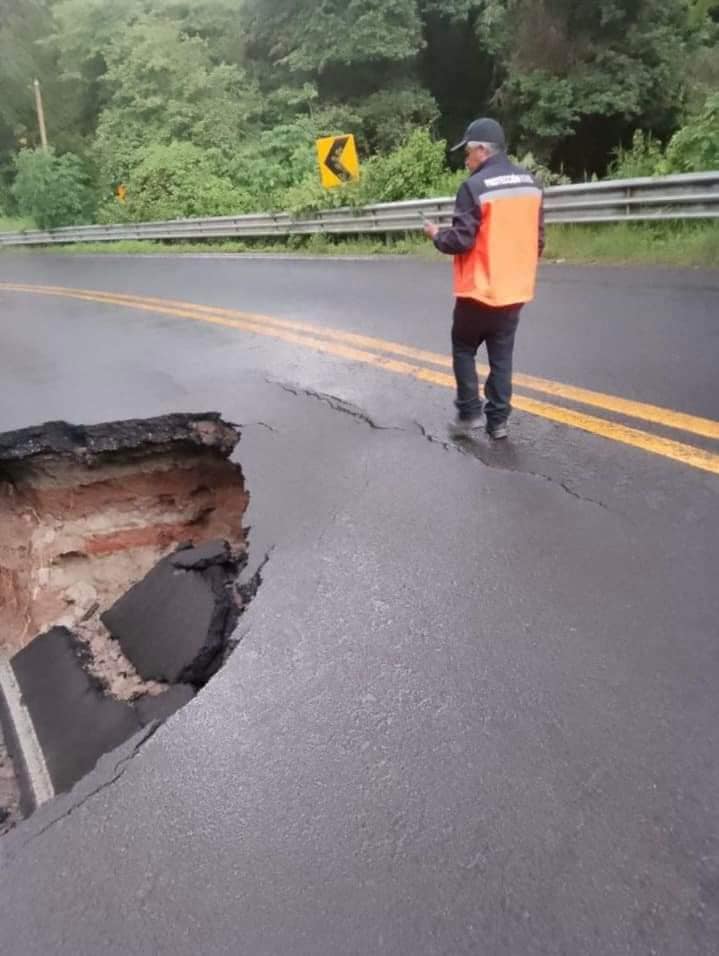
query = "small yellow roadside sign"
xmin=316 ymin=135 xmax=360 ymax=189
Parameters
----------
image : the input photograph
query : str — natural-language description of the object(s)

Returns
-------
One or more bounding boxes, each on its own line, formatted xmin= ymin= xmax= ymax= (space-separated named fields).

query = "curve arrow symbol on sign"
xmin=324 ymin=137 xmax=352 ymax=183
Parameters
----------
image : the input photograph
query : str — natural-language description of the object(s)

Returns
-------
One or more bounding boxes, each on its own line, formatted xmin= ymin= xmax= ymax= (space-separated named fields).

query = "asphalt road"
xmin=0 ymin=253 xmax=717 ymax=955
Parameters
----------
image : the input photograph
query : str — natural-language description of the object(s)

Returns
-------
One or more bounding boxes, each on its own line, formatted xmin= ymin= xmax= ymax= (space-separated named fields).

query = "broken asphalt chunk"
xmin=9 ymin=627 xmax=142 ymax=799
xmin=170 ymin=539 xmax=231 ymax=571
xmin=101 ymin=542 xmax=246 ymax=686
xmin=134 ymin=685 xmax=195 ymax=725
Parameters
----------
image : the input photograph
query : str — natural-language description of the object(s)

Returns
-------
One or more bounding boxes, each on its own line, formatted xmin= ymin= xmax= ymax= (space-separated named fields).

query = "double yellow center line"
xmin=2 ymin=281 xmax=718 ymax=475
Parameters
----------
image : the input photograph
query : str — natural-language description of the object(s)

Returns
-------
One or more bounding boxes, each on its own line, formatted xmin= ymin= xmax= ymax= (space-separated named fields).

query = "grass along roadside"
xmin=0 ymin=215 xmax=32 ymax=232
xmin=544 ymin=221 xmax=719 ymax=269
xmin=1 ymin=221 xmax=717 ymax=269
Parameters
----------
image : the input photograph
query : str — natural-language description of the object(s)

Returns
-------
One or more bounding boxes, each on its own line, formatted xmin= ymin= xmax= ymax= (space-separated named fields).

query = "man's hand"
xmin=423 ymin=221 xmax=439 ymax=240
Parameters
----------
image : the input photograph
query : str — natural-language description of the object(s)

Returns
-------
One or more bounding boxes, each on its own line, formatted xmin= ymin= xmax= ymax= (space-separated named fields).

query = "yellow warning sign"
xmin=115 ymin=183 xmax=127 ymax=203
xmin=316 ymin=135 xmax=360 ymax=189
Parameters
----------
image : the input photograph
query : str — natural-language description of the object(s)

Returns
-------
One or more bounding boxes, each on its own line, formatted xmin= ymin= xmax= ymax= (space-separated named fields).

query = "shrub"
xmin=281 ymin=128 xmax=460 ymax=216
xmin=610 ymin=95 xmax=719 ymax=179
xmin=355 ymin=128 xmax=450 ymax=204
xmin=118 ymin=142 xmax=250 ymax=222
xmin=282 ymin=172 xmax=354 ymax=216
xmin=513 ymin=151 xmax=570 ymax=186
xmin=665 ymin=93 xmax=719 ymax=172
xmin=610 ymin=131 xmax=667 ymax=178
xmin=12 ymin=148 xmax=96 ymax=229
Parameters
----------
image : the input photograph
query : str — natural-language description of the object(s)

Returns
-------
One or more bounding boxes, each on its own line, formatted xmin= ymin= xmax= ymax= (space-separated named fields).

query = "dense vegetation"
xmin=1 ymin=0 xmax=717 ymax=228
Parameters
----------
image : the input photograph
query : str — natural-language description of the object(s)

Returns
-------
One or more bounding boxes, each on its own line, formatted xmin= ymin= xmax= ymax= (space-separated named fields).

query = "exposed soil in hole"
xmin=0 ymin=413 xmax=252 ymax=820
xmin=0 ymin=413 xmax=248 ymax=666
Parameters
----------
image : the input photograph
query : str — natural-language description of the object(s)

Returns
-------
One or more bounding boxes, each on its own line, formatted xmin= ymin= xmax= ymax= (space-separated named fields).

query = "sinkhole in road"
xmin=0 ymin=412 xmax=254 ymax=829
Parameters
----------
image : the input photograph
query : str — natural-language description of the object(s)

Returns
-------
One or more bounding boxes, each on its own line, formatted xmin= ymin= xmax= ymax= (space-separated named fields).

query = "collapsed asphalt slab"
xmin=2 ymin=623 xmax=200 ymax=813
xmin=8 ymin=626 xmax=196 ymax=804
xmin=102 ymin=540 xmax=246 ymax=685
xmin=11 ymin=627 xmax=145 ymax=799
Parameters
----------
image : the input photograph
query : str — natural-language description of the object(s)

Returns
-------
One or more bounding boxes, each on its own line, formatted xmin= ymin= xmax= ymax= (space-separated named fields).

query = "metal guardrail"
xmin=1 ymin=171 xmax=717 ymax=248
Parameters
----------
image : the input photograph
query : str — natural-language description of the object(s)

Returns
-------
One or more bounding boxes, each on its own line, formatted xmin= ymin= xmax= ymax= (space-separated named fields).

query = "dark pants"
xmin=451 ymin=298 xmax=521 ymax=427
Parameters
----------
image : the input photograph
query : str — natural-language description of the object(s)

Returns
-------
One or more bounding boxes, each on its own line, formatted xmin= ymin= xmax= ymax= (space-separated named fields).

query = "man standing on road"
xmin=424 ymin=118 xmax=544 ymax=439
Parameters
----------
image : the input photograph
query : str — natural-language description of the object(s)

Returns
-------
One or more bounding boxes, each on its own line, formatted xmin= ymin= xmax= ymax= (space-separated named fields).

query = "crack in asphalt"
xmin=459 ymin=443 xmax=611 ymax=511
xmin=239 ymin=421 xmax=278 ymax=434
xmin=422 ymin=426 xmax=611 ymax=511
xmin=229 ymin=547 xmax=274 ymax=660
xmin=271 ymin=379 xmax=612 ymax=513
xmin=557 ymin=480 xmax=610 ymax=511
xmin=238 ymin=547 xmax=273 ymax=605
xmin=413 ymin=421 xmax=455 ymax=452
xmin=20 ymin=722 xmax=161 ymax=848
xmin=268 ymin=379 xmax=406 ymax=432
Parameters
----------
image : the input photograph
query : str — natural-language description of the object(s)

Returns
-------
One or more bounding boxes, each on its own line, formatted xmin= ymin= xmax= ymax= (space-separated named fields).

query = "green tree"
xmin=107 ymin=141 xmax=245 ymax=222
xmin=242 ymin=0 xmax=436 ymax=151
xmin=244 ymin=0 xmax=424 ymax=75
xmin=1 ymin=0 xmax=716 ymax=222
xmin=487 ymin=0 xmax=697 ymax=171
xmin=46 ymin=0 xmax=142 ymax=142
xmin=0 ymin=0 xmax=56 ymax=199
xmin=93 ymin=17 xmax=263 ymax=183
xmin=610 ymin=93 xmax=719 ymax=176
xmin=12 ymin=147 xmax=96 ymax=228
xmin=46 ymin=0 xmax=251 ymax=150
xmin=665 ymin=93 xmax=719 ymax=171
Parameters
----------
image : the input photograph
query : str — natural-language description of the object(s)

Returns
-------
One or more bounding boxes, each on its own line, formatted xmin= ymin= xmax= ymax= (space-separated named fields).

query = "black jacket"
xmin=434 ymin=152 xmax=545 ymax=257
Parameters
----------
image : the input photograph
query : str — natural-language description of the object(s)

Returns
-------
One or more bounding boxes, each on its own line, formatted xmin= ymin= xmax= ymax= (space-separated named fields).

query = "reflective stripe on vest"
xmin=453 ymin=184 xmax=542 ymax=307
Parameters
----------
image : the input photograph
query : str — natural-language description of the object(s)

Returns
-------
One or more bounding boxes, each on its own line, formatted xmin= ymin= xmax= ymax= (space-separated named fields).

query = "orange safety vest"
xmin=453 ymin=174 xmax=543 ymax=308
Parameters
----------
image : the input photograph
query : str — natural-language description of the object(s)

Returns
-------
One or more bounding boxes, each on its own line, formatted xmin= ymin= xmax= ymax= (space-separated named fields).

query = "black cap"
xmin=451 ymin=117 xmax=506 ymax=152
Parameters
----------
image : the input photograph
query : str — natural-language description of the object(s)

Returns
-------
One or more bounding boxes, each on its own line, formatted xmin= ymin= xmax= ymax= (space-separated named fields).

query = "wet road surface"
xmin=0 ymin=254 xmax=717 ymax=955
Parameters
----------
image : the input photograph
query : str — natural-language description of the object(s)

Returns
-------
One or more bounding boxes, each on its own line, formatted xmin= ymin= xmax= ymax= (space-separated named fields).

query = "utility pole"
xmin=33 ymin=79 xmax=49 ymax=151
